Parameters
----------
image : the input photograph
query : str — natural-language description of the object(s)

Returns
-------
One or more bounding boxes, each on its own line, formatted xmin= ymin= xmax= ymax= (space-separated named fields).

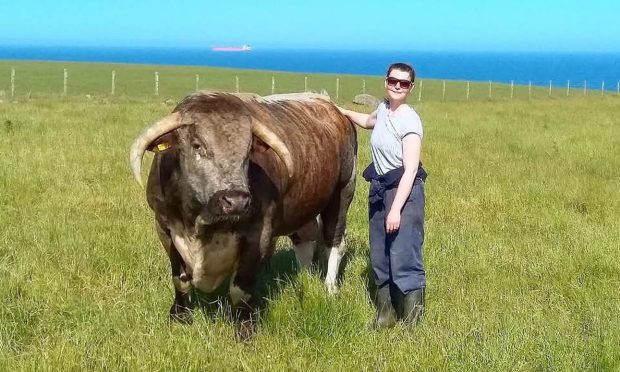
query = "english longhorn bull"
xmin=129 ymin=91 xmax=356 ymax=339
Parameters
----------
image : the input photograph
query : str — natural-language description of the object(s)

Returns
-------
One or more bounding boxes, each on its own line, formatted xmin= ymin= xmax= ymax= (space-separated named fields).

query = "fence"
xmin=1 ymin=63 xmax=619 ymax=104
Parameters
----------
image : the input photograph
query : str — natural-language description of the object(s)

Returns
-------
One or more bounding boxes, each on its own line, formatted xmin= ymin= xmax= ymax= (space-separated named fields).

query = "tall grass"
xmin=0 ymin=62 xmax=619 ymax=370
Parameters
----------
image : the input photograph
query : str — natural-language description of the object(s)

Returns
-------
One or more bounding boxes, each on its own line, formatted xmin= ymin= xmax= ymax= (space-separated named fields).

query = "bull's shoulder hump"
xmin=182 ymin=91 xmax=330 ymax=108
xmin=261 ymin=92 xmax=331 ymax=103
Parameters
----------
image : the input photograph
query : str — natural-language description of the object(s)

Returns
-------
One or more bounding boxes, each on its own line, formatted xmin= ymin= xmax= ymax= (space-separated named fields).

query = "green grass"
xmin=2 ymin=60 xmax=613 ymax=103
xmin=1 ymin=61 xmax=619 ymax=370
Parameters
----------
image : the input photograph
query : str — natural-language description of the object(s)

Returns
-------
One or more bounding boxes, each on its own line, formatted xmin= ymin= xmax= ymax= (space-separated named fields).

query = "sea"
xmin=1 ymin=46 xmax=619 ymax=90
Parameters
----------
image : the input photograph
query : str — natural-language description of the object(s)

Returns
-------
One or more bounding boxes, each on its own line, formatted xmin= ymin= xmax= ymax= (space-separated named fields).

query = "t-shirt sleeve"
xmin=376 ymin=101 xmax=386 ymax=113
xmin=398 ymin=110 xmax=423 ymax=140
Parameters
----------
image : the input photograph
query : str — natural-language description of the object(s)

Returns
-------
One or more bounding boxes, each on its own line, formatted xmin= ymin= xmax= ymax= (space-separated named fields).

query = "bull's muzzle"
xmin=210 ymin=190 xmax=251 ymax=216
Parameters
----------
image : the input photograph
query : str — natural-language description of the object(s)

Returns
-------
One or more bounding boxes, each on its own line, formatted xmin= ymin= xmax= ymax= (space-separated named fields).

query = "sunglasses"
xmin=386 ymin=77 xmax=413 ymax=90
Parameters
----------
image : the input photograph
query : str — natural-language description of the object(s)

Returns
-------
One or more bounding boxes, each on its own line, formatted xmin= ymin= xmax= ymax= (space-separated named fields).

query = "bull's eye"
xmin=192 ymin=143 xmax=202 ymax=151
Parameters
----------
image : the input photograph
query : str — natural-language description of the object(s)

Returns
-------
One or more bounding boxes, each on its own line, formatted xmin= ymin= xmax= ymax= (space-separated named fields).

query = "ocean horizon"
xmin=1 ymin=46 xmax=619 ymax=90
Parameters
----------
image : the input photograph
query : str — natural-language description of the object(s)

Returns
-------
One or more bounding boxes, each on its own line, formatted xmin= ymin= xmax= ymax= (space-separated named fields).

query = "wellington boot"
xmin=375 ymin=284 xmax=397 ymax=329
xmin=402 ymin=288 xmax=425 ymax=325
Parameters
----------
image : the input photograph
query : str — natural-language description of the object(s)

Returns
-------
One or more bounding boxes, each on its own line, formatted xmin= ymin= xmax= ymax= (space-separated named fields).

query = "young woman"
xmin=339 ymin=63 xmax=427 ymax=328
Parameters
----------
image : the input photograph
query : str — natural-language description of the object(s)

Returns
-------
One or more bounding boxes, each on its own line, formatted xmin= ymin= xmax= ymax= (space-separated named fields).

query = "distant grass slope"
xmin=0 ymin=60 xmax=601 ymax=103
xmin=0 ymin=62 xmax=619 ymax=369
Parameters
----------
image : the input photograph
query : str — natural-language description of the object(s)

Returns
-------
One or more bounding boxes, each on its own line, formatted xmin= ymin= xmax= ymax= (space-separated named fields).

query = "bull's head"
xmin=129 ymin=94 xmax=294 ymax=226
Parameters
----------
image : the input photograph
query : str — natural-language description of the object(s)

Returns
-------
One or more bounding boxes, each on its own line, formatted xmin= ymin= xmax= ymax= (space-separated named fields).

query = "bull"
xmin=129 ymin=91 xmax=357 ymax=339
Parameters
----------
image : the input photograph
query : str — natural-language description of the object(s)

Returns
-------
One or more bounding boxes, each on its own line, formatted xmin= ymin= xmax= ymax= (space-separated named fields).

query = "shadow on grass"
xmin=189 ymin=239 xmax=361 ymax=324
xmin=191 ymin=244 xmax=302 ymax=323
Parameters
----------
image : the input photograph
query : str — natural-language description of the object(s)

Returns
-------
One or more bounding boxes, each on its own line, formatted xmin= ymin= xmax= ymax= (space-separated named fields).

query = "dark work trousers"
xmin=369 ymin=177 xmax=426 ymax=295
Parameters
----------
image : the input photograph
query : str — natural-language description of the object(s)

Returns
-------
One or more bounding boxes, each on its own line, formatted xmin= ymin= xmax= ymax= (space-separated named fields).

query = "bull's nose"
xmin=218 ymin=190 xmax=250 ymax=214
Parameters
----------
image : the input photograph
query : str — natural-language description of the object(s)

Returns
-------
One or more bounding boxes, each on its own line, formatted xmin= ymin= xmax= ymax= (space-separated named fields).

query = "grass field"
xmin=1 ymin=61 xmax=620 ymax=370
xmin=1 ymin=60 xmax=610 ymax=103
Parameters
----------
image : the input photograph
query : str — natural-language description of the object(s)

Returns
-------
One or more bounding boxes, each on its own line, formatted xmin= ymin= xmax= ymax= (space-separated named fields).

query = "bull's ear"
xmin=250 ymin=135 xmax=270 ymax=153
xmin=147 ymin=132 xmax=176 ymax=153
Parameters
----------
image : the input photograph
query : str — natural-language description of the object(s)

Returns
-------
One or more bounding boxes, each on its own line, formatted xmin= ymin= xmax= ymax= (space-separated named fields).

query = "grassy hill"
xmin=0 ymin=60 xmax=601 ymax=103
xmin=1 ymin=60 xmax=619 ymax=370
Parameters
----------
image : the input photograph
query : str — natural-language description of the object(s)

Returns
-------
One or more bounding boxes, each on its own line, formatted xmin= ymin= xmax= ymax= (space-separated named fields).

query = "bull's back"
xmin=248 ymin=99 xmax=356 ymax=233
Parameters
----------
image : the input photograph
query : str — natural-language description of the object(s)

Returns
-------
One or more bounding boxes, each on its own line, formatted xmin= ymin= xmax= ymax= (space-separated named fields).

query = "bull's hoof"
xmin=235 ymin=320 xmax=256 ymax=343
xmin=325 ymin=279 xmax=339 ymax=295
xmin=169 ymin=304 xmax=193 ymax=325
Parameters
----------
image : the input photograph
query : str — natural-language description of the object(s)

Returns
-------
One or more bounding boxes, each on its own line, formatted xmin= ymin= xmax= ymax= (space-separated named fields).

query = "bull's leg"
xmin=289 ymin=217 xmax=321 ymax=270
xmin=229 ymin=238 xmax=262 ymax=342
xmin=321 ymin=168 xmax=356 ymax=294
xmin=156 ymin=222 xmax=193 ymax=324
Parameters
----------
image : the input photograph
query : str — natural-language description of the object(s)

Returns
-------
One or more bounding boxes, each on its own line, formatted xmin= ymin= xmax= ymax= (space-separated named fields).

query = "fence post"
xmin=111 ymin=70 xmax=116 ymax=95
xmin=155 ymin=72 xmax=159 ymax=96
xmin=336 ymin=78 xmax=340 ymax=101
xmin=567 ymin=80 xmax=570 ymax=96
xmin=488 ymin=81 xmax=492 ymax=99
xmin=442 ymin=80 xmax=446 ymax=101
xmin=601 ymin=81 xmax=605 ymax=95
xmin=510 ymin=81 xmax=514 ymax=100
xmin=584 ymin=80 xmax=587 ymax=96
xmin=617 ymin=81 xmax=619 ymax=96
xmin=195 ymin=74 xmax=199 ymax=91
xmin=549 ymin=80 xmax=552 ymax=97
xmin=528 ymin=81 xmax=532 ymax=100
xmin=235 ymin=76 xmax=239 ymax=93
xmin=362 ymin=79 xmax=366 ymax=94
xmin=417 ymin=80 xmax=423 ymax=102
xmin=304 ymin=76 xmax=308 ymax=92
xmin=271 ymin=76 xmax=275 ymax=94
xmin=63 ymin=68 xmax=68 ymax=96
xmin=10 ymin=67 xmax=15 ymax=98
xmin=467 ymin=81 xmax=470 ymax=101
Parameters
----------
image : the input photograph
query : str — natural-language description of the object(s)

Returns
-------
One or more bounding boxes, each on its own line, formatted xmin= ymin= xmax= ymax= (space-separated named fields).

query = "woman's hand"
xmin=386 ymin=209 xmax=401 ymax=234
xmin=335 ymin=106 xmax=376 ymax=130
xmin=335 ymin=105 xmax=349 ymax=116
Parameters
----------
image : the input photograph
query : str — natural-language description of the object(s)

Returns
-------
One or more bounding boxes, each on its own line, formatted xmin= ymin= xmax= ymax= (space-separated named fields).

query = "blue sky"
xmin=1 ymin=0 xmax=619 ymax=52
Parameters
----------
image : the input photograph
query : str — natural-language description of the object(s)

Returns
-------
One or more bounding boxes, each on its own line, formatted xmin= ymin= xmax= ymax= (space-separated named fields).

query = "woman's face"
xmin=385 ymin=69 xmax=413 ymax=102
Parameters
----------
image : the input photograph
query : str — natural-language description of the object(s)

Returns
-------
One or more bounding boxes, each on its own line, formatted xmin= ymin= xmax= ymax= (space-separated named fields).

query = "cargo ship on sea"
xmin=211 ymin=44 xmax=252 ymax=52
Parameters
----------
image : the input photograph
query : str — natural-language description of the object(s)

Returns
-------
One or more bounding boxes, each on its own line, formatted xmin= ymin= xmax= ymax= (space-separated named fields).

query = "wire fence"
xmin=1 ymin=63 xmax=619 ymax=105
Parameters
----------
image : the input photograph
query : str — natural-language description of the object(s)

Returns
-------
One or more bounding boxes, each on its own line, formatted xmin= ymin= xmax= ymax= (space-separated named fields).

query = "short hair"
xmin=386 ymin=62 xmax=415 ymax=83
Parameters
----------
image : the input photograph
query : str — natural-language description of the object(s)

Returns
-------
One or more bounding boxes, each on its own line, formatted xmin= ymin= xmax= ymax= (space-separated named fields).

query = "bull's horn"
xmin=129 ymin=112 xmax=182 ymax=188
xmin=251 ymin=120 xmax=294 ymax=179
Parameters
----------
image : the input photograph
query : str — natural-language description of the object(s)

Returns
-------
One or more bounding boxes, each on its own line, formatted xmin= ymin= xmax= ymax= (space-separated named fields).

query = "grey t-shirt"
xmin=370 ymin=102 xmax=423 ymax=175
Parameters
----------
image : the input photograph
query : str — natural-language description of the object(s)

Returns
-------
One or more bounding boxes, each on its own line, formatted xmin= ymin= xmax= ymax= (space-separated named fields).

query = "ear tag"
xmin=157 ymin=143 xmax=170 ymax=152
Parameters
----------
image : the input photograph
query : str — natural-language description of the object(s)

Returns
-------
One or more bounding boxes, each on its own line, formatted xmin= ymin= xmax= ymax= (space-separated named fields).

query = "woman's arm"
xmin=337 ymin=107 xmax=377 ymax=129
xmin=385 ymin=133 xmax=422 ymax=233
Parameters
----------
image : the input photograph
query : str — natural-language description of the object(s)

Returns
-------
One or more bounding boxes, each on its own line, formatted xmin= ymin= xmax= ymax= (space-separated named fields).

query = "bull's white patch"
xmin=194 ymin=91 xmax=329 ymax=104
xmin=229 ymin=284 xmax=251 ymax=306
xmin=262 ymin=92 xmax=331 ymax=103
xmin=325 ymin=239 xmax=346 ymax=295
xmin=228 ymin=271 xmax=251 ymax=306
xmin=171 ymin=228 xmax=240 ymax=293
xmin=172 ymin=275 xmax=192 ymax=293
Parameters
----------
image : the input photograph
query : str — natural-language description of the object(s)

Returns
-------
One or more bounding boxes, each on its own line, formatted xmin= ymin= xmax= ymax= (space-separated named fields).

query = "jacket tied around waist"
xmin=362 ymin=162 xmax=427 ymax=204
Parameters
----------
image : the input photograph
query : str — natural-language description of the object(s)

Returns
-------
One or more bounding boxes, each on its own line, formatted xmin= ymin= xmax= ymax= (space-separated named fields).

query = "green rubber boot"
xmin=402 ymin=288 xmax=425 ymax=325
xmin=375 ymin=284 xmax=397 ymax=329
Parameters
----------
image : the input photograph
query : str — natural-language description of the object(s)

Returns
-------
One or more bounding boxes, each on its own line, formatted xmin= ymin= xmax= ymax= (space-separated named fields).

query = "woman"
xmin=339 ymin=62 xmax=426 ymax=328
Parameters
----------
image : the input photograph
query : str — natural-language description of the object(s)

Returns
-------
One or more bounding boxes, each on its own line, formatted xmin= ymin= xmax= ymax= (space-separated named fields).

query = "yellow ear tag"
xmin=157 ymin=143 xmax=170 ymax=152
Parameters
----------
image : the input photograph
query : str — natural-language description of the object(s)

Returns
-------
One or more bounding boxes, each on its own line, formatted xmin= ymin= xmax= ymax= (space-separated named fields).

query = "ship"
xmin=211 ymin=44 xmax=252 ymax=52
